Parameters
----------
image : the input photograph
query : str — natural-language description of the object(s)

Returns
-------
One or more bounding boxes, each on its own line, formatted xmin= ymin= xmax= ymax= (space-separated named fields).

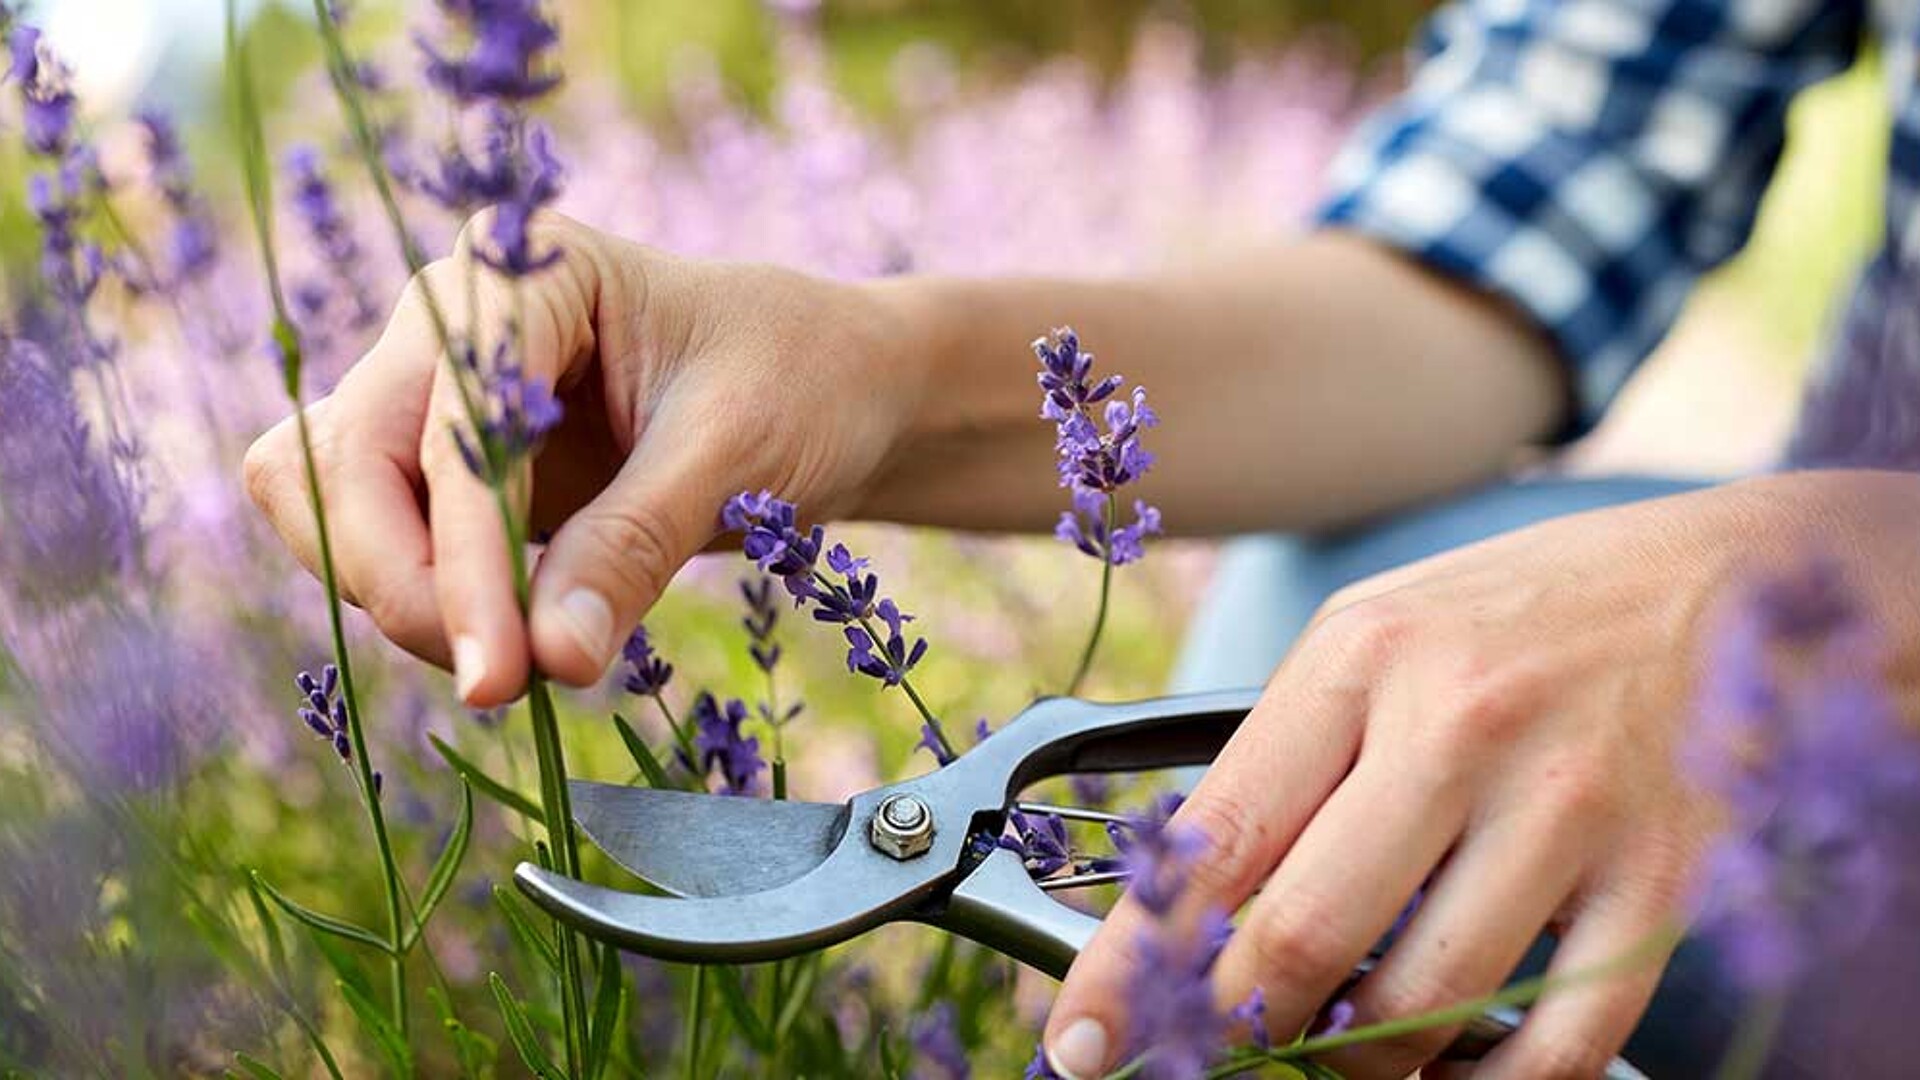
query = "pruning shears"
xmin=515 ymin=689 xmax=1646 ymax=1076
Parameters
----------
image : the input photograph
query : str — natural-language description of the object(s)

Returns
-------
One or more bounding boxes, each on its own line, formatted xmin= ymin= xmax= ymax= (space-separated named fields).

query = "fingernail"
xmin=1045 ymin=1018 xmax=1108 ymax=1080
xmin=557 ymin=588 xmax=614 ymax=663
xmin=453 ymin=635 xmax=486 ymax=702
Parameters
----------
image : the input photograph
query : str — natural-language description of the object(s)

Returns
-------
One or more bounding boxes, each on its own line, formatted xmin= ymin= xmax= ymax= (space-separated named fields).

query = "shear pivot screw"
xmin=871 ymin=794 xmax=935 ymax=860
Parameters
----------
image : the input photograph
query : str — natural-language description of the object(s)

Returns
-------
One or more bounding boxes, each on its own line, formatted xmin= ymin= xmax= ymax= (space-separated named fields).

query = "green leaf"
xmin=242 ymin=873 xmax=294 ymax=989
xmin=711 ymin=965 xmax=773 ymax=1053
xmin=585 ymin=944 xmax=625 ymax=1080
xmin=492 ymin=885 xmax=559 ymax=973
xmin=337 ymin=979 xmax=414 ymax=1079
xmin=490 ymin=973 xmax=564 ymax=1080
xmin=611 ymin=714 xmax=672 ymax=789
xmin=429 ymin=985 xmax=498 ymax=1080
xmin=430 ymin=735 xmax=542 ymax=823
xmin=231 ymin=1052 xmax=286 ymax=1080
xmin=249 ymin=871 xmax=393 ymax=955
xmin=404 ymin=779 xmax=474 ymax=952
xmin=309 ymin=928 xmax=374 ymax=1003
xmin=772 ymin=953 xmax=822 ymax=1044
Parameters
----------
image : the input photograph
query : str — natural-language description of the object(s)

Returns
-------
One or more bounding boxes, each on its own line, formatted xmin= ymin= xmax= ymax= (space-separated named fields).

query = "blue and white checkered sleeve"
xmin=1316 ymin=0 xmax=1862 ymax=439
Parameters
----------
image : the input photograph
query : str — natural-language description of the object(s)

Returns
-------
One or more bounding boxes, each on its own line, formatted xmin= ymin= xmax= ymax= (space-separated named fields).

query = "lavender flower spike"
xmin=452 ymin=341 xmax=564 ymax=482
xmin=620 ymin=625 xmax=672 ymax=697
xmin=417 ymin=0 xmax=562 ymax=104
xmin=721 ymin=490 xmax=952 ymax=757
xmin=682 ymin=691 xmax=764 ymax=796
xmin=9 ymin=26 xmax=76 ymax=156
xmin=1685 ymin=556 xmax=1920 ymax=990
xmin=294 ymin=664 xmax=353 ymax=766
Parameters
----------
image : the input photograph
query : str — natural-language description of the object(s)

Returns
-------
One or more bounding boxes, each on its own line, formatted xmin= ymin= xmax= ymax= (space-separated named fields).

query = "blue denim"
xmin=1167 ymin=476 xmax=1766 ymax=1076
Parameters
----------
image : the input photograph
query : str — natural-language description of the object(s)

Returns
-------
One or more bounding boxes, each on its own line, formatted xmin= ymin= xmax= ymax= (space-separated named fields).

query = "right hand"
xmin=244 ymin=212 xmax=925 ymax=705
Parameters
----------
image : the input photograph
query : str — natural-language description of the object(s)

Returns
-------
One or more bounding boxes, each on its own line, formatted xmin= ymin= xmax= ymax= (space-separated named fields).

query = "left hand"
xmin=1043 ymin=481 xmax=1795 ymax=1079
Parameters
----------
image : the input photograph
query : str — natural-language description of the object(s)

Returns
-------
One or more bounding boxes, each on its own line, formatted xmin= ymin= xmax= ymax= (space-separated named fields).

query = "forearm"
xmin=855 ymin=230 xmax=1566 ymax=535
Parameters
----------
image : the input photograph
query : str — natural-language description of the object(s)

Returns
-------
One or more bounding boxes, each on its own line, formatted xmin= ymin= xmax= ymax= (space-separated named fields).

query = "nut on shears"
xmin=870 ymin=793 xmax=936 ymax=859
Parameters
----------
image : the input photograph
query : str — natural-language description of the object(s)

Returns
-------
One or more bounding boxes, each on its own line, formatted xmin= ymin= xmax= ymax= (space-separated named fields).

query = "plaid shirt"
xmin=1316 ymin=0 xmax=1903 ymax=443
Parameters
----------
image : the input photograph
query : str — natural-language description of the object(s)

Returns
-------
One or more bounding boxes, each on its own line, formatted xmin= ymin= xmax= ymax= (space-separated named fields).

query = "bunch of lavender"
xmin=1035 ymin=328 xmax=1162 ymax=695
xmin=722 ymin=491 xmax=954 ymax=761
xmin=1683 ymin=556 xmax=1920 ymax=1076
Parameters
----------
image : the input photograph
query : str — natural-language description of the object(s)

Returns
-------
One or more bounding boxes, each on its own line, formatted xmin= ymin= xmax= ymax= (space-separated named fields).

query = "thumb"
xmin=527 ymin=399 xmax=734 ymax=685
xmin=1043 ymin=902 xmax=1155 ymax=1078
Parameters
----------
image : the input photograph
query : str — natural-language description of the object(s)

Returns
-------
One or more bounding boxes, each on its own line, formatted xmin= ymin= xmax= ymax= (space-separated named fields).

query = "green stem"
xmin=653 ymin=694 xmax=698 ymax=774
xmin=293 ymin=395 xmax=411 ymax=1043
xmin=1065 ymin=493 xmax=1117 ymax=697
xmin=684 ymin=966 xmax=708 ymax=1080
xmin=1193 ymin=924 xmax=1681 ymax=1078
xmin=497 ymin=475 xmax=589 ymax=1078
xmin=1714 ymin=992 xmax=1786 ymax=1080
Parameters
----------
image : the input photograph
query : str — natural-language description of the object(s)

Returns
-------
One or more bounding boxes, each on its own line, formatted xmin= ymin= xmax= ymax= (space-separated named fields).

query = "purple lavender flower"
xmin=28 ymin=154 xmax=106 ymax=310
xmin=1311 ymin=998 xmax=1355 ymax=1039
xmin=1056 ymin=493 xmax=1162 ymax=567
xmin=1022 ymin=1047 xmax=1064 ymax=1079
xmin=451 ymin=340 xmax=564 ymax=481
xmin=473 ymin=123 xmax=563 ymax=276
xmin=908 ymin=1002 xmax=971 ymax=1080
xmin=917 ymin=722 xmax=955 ymax=766
xmin=843 ymin=598 xmax=927 ymax=687
xmin=295 ymin=664 xmax=353 ymax=765
xmin=1127 ymin=906 xmax=1233 ymax=1079
xmin=1068 ymin=772 xmax=1111 ymax=807
xmin=1108 ymin=794 xmax=1202 ymax=916
xmin=620 ymin=625 xmax=673 ymax=697
xmin=9 ymin=26 xmax=75 ymax=155
xmin=740 ymin=576 xmax=783 ymax=674
xmin=136 ymin=109 xmax=217 ymax=286
xmin=1685 ymin=556 xmax=1920 ymax=990
xmin=722 ymin=491 xmax=934 ymax=690
xmin=998 ymin=809 xmax=1072 ymax=878
xmin=0 ymin=338 xmax=139 ymax=604
xmin=283 ymin=145 xmax=377 ymax=327
xmin=1035 ymin=328 xmax=1163 ymax=692
xmin=417 ymin=0 xmax=562 ymax=104
xmin=682 ymin=691 xmax=764 ymax=796
xmin=1230 ymin=989 xmax=1271 ymax=1050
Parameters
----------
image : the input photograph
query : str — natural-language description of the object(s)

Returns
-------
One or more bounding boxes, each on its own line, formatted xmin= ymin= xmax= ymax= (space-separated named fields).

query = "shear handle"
xmin=939 ymin=688 xmax=1264 ymax=800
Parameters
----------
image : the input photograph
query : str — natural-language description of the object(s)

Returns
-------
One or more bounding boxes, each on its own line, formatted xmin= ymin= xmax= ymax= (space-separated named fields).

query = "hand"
xmin=1043 ymin=484 xmax=1797 ymax=1079
xmin=245 ymin=213 xmax=924 ymax=705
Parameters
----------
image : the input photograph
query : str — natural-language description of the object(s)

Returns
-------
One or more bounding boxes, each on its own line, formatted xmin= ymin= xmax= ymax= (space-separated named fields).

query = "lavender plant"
xmin=1036 ymin=328 xmax=1162 ymax=694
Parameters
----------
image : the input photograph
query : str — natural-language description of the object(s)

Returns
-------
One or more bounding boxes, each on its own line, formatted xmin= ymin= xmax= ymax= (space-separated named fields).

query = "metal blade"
xmin=570 ymin=780 xmax=850 ymax=898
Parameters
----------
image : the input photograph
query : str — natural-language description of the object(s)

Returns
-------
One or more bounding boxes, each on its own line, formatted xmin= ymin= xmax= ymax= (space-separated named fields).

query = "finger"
xmin=527 ymin=388 xmax=737 ymax=684
xmin=422 ymin=354 xmax=536 ymax=706
xmin=244 ymin=349 xmax=444 ymax=663
xmin=1317 ymin=802 xmax=1589 ymax=1078
xmin=416 ymin=216 xmax=602 ymax=704
xmin=1472 ymin=884 xmax=1681 ymax=1080
xmin=1212 ymin=751 xmax=1471 ymax=1045
xmin=1043 ymin=661 xmax=1366 ymax=1079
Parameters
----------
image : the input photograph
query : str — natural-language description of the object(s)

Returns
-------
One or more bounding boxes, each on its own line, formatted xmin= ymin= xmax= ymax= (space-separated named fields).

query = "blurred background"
xmin=10 ymin=0 xmax=1885 ymax=475
xmin=0 ymin=0 xmax=1890 ymax=1075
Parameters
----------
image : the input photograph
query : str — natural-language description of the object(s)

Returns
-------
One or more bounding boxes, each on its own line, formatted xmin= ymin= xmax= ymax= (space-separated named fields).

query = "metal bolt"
xmin=870 ymin=794 xmax=936 ymax=860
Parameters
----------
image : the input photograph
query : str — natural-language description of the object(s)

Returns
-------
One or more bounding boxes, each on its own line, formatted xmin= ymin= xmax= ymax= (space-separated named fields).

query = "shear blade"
xmin=570 ymin=780 xmax=849 ymax=898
